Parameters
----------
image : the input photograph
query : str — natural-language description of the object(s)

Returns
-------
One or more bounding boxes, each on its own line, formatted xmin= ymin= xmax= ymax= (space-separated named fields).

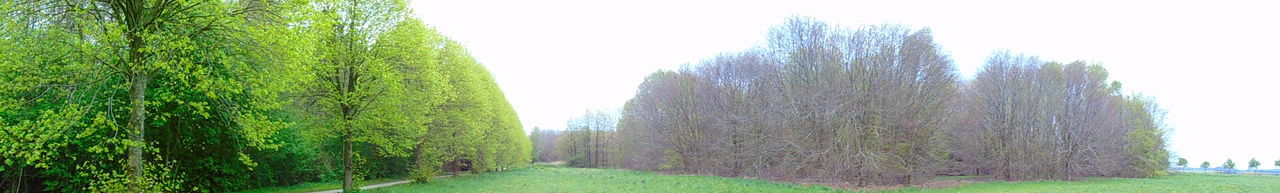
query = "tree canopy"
xmin=0 ymin=0 xmax=529 ymax=192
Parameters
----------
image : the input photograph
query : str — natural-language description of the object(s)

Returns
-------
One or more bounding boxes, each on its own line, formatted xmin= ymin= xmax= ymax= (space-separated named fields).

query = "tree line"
xmin=1177 ymin=157 xmax=1280 ymax=171
xmin=0 ymin=0 xmax=530 ymax=192
xmin=536 ymin=17 xmax=1169 ymax=186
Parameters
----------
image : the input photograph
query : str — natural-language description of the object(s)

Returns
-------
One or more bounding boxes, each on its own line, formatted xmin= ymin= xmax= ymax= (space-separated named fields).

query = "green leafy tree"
xmin=1 ymin=0 xmax=301 ymax=191
xmin=418 ymin=39 xmax=530 ymax=176
xmin=1201 ymin=161 xmax=1211 ymax=169
xmin=1224 ymin=159 xmax=1236 ymax=170
xmin=1124 ymin=96 xmax=1169 ymax=177
xmin=1177 ymin=158 xmax=1188 ymax=168
xmin=2 ymin=0 xmax=532 ymax=192
xmin=291 ymin=0 xmax=434 ymax=191
xmin=373 ymin=17 xmax=483 ymax=182
xmin=1248 ymin=158 xmax=1261 ymax=170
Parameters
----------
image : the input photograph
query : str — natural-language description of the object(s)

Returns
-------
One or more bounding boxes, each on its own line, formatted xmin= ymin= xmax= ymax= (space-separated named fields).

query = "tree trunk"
xmin=127 ymin=72 xmax=148 ymax=190
xmin=343 ymin=132 xmax=354 ymax=191
xmin=413 ymin=143 xmax=424 ymax=175
xmin=126 ymin=24 xmax=148 ymax=191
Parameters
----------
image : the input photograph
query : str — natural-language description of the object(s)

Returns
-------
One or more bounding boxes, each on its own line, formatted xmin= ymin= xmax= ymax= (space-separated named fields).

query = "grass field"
xmin=367 ymin=165 xmax=1280 ymax=193
xmin=905 ymin=174 xmax=1280 ymax=193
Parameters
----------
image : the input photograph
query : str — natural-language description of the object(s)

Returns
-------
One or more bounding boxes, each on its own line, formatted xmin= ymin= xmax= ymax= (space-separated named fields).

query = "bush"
xmin=566 ymin=154 xmax=590 ymax=168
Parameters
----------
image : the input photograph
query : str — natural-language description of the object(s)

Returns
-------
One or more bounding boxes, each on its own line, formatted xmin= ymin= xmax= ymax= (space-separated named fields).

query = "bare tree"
xmin=615 ymin=17 xmax=959 ymax=185
xmin=609 ymin=17 xmax=1167 ymax=186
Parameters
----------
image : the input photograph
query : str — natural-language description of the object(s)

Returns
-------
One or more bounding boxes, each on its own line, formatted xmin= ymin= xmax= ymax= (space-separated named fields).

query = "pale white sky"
xmin=410 ymin=0 xmax=1280 ymax=168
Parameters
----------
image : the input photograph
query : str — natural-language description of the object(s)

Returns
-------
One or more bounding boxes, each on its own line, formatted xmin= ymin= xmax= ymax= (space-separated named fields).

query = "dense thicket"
xmin=0 ymin=0 xmax=530 ymax=192
xmin=567 ymin=17 xmax=1170 ymax=186
xmin=606 ymin=17 xmax=958 ymax=185
xmin=951 ymin=52 xmax=1169 ymax=180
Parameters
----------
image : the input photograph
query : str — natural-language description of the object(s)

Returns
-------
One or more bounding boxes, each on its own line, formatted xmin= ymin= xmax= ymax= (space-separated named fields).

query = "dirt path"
xmin=307 ymin=174 xmax=461 ymax=193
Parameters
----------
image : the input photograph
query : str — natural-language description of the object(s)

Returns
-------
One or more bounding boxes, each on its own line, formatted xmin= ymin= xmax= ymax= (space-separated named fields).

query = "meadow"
xmin=364 ymin=165 xmax=1280 ymax=193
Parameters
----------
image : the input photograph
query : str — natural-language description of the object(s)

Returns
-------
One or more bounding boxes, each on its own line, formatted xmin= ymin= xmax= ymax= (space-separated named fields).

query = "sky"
xmin=410 ymin=0 xmax=1280 ymax=168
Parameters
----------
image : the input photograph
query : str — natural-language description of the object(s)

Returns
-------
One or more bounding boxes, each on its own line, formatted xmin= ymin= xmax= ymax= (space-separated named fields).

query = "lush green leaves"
xmin=0 ymin=0 xmax=528 ymax=192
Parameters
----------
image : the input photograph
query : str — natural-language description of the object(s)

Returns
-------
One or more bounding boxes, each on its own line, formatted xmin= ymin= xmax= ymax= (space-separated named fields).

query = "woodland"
xmin=1 ymin=0 xmax=1171 ymax=192
xmin=0 ymin=0 xmax=530 ymax=192
xmin=534 ymin=17 xmax=1169 ymax=186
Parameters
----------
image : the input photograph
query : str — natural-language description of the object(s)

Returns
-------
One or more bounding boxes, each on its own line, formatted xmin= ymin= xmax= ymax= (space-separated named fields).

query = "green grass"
xmin=360 ymin=166 xmax=1280 ymax=193
xmin=898 ymin=173 xmax=1280 ymax=193
xmin=369 ymin=165 xmax=844 ymax=193
xmin=232 ymin=178 xmax=405 ymax=193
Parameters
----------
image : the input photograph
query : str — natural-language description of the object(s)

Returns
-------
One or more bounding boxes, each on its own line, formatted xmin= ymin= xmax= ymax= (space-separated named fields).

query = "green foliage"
xmin=1201 ymin=161 xmax=1211 ymax=169
xmin=1176 ymin=158 xmax=1188 ymax=167
xmin=1 ymin=0 xmax=527 ymax=192
xmin=411 ymin=26 xmax=530 ymax=177
xmin=1123 ymin=95 xmax=1170 ymax=177
xmin=1248 ymin=158 xmax=1261 ymax=170
xmin=1223 ymin=159 xmax=1236 ymax=170
xmin=1 ymin=0 xmax=308 ymax=191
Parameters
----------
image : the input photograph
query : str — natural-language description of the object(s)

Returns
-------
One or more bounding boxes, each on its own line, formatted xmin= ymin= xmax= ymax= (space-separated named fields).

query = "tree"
xmin=1 ymin=0 xmax=302 ymax=191
xmin=1177 ymin=158 xmax=1188 ymax=168
xmin=1224 ymin=159 xmax=1236 ymax=170
xmin=2 ymin=0 xmax=530 ymax=192
xmin=1248 ymin=158 xmax=1261 ymax=170
xmin=1201 ymin=161 xmax=1211 ymax=169
xmin=292 ymin=0 xmax=420 ymax=190
xmin=957 ymin=52 xmax=1167 ymax=180
xmin=557 ymin=110 xmax=618 ymax=168
xmin=1124 ymin=95 xmax=1170 ymax=177
xmin=531 ymin=127 xmax=564 ymax=162
xmin=410 ymin=31 xmax=531 ymax=179
xmin=606 ymin=17 xmax=1172 ymax=185
xmin=614 ymin=17 xmax=959 ymax=185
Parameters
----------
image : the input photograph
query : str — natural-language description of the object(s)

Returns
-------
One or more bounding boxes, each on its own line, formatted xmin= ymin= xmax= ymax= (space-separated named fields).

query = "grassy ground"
xmin=369 ymin=165 xmax=843 ymax=193
xmin=231 ymin=178 xmax=405 ymax=193
xmin=900 ymin=173 xmax=1280 ymax=193
xmin=368 ymin=165 xmax=1280 ymax=193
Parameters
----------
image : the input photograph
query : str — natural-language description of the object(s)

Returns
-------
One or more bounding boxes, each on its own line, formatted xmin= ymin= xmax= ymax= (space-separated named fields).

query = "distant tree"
xmin=1177 ymin=158 xmax=1188 ymax=168
xmin=531 ymin=127 xmax=544 ymax=161
xmin=1248 ymin=158 xmax=1261 ymax=170
xmin=1201 ymin=161 xmax=1211 ymax=169
xmin=1275 ymin=159 xmax=1279 ymax=167
xmin=1224 ymin=159 xmax=1236 ymax=170
xmin=530 ymin=127 xmax=565 ymax=162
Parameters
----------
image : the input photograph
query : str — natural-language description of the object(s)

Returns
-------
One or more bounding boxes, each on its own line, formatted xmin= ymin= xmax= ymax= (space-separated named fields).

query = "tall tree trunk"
xmin=126 ymin=26 xmax=148 ymax=191
xmin=127 ymin=72 xmax=148 ymax=190
xmin=343 ymin=132 xmax=354 ymax=191
xmin=340 ymin=58 xmax=357 ymax=191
